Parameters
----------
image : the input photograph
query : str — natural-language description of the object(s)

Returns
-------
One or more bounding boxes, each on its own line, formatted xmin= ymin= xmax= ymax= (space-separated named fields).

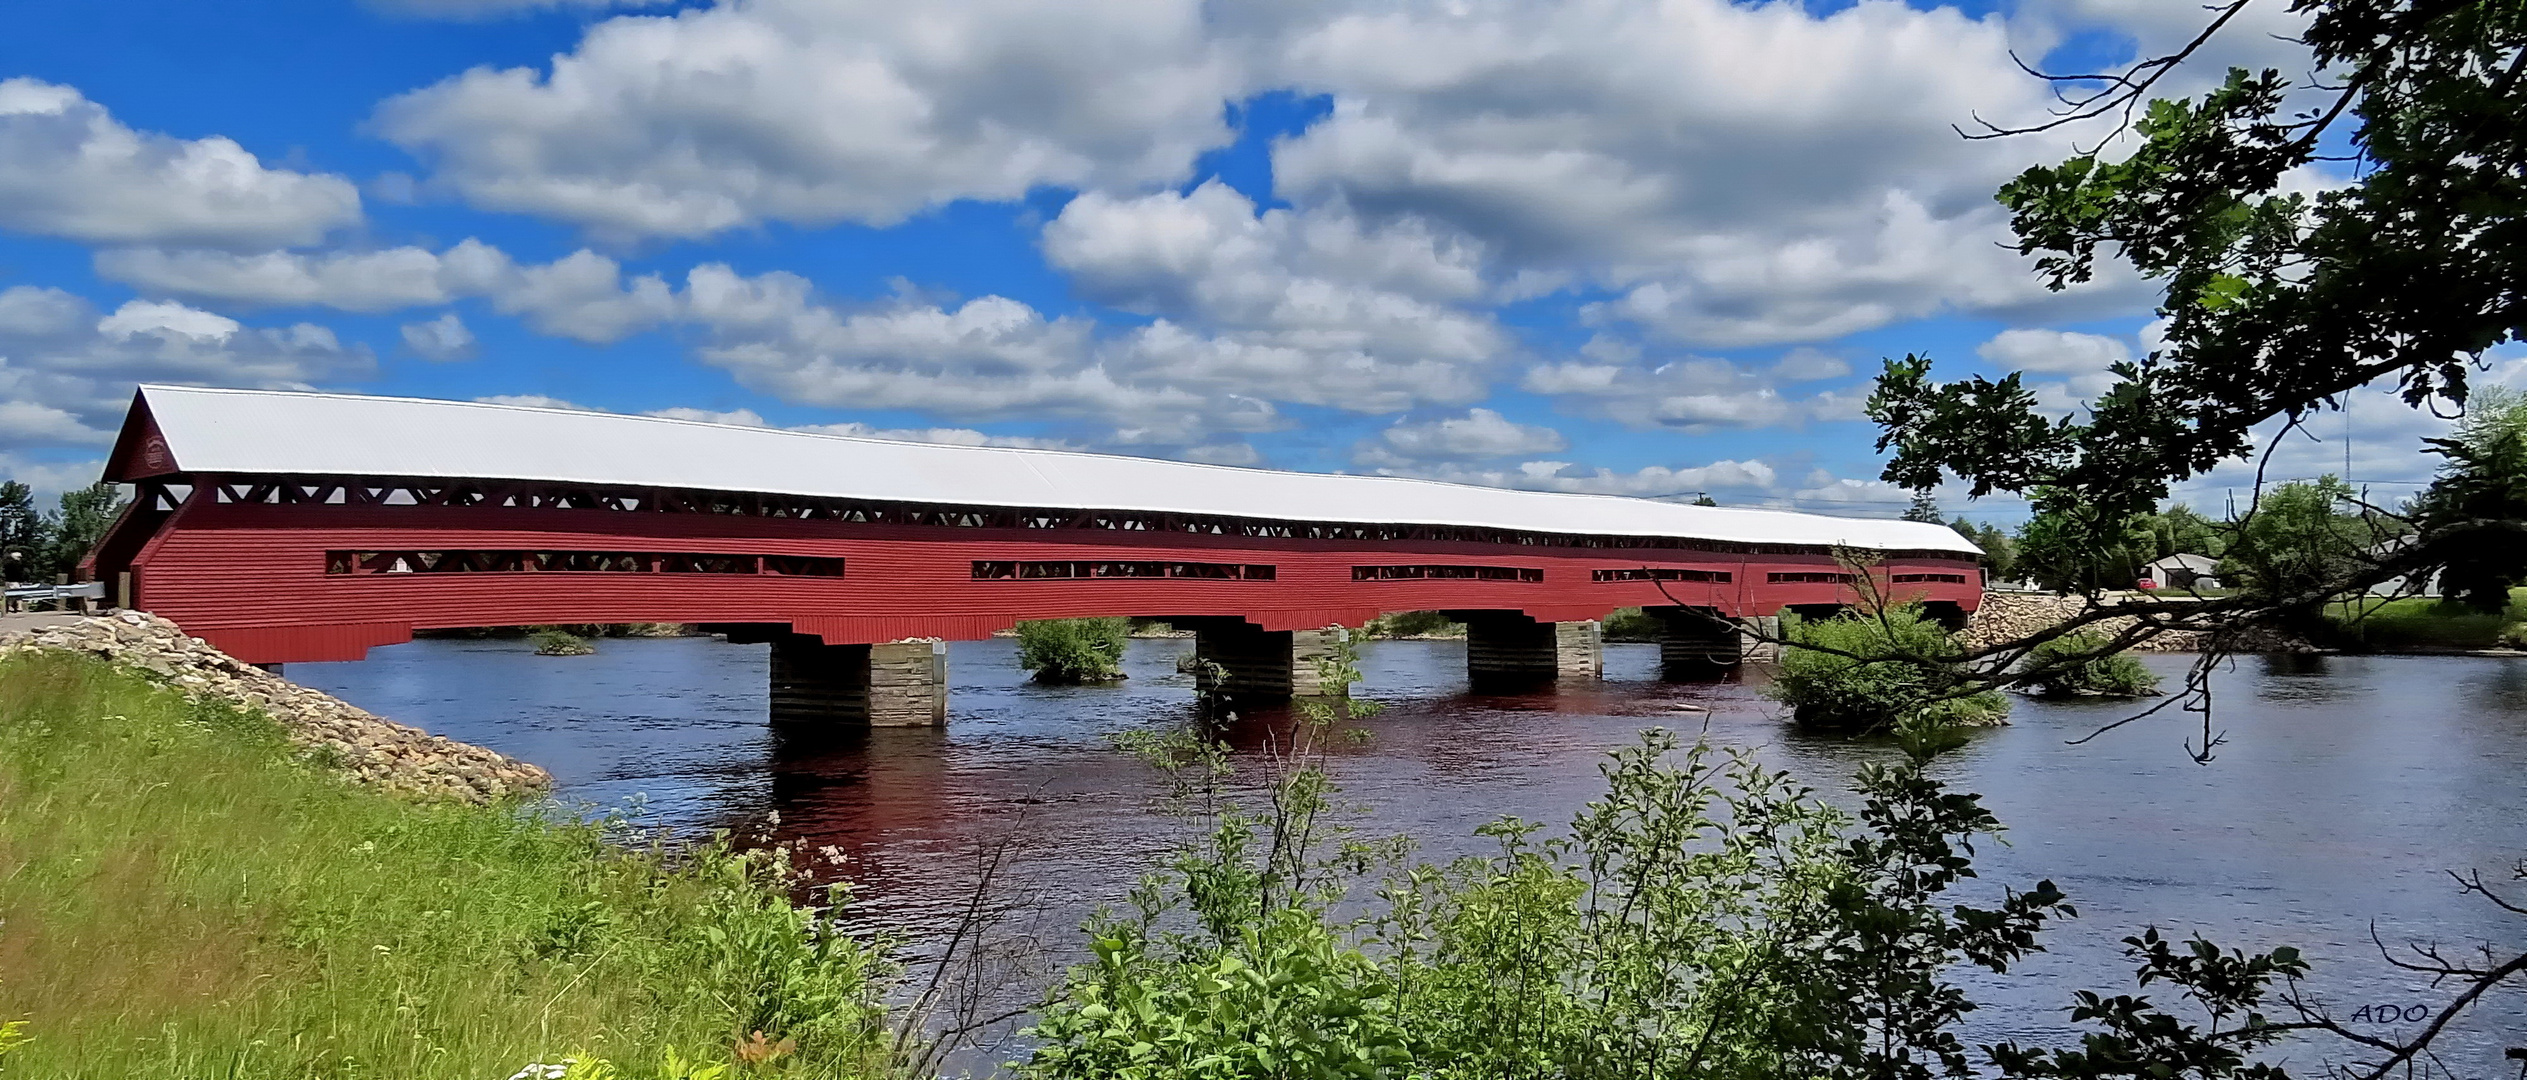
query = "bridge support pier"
xmin=1738 ymin=615 xmax=1783 ymax=662
xmin=1463 ymin=613 xmax=1601 ymax=688
xmin=1655 ymin=607 xmax=1746 ymax=678
xmin=761 ymin=631 xmax=948 ymax=728
xmin=1185 ymin=620 xmax=1350 ymax=701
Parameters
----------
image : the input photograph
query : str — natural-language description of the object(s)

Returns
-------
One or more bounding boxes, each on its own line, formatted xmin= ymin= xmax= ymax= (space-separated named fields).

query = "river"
xmin=295 ymin=636 xmax=2527 ymax=1075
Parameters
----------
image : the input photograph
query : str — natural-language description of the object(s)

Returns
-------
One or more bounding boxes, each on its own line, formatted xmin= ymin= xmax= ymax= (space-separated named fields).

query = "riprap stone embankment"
xmin=1 ymin=612 xmax=550 ymax=803
xmin=1960 ymin=591 xmax=2312 ymax=653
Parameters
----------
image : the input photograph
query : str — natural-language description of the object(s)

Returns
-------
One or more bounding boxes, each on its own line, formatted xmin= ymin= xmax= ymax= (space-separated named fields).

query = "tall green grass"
xmin=2327 ymin=588 xmax=2527 ymax=650
xmin=0 ymin=651 xmax=895 ymax=1080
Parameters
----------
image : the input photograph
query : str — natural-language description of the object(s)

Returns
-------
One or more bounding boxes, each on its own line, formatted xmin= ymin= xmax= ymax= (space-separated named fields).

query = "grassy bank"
xmin=0 ymin=651 xmax=896 ymax=1080
xmin=2327 ymin=588 xmax=2527 ymax=650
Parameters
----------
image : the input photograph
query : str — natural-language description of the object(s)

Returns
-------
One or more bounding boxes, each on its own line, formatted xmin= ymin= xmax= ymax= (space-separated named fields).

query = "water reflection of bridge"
xmin=93 ymin=385 xmax=1981 ymax=726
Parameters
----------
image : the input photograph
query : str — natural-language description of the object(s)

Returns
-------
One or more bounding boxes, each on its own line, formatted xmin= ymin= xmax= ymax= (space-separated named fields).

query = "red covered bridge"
xmin=91 ymin=385 xmax=1981 ymax=724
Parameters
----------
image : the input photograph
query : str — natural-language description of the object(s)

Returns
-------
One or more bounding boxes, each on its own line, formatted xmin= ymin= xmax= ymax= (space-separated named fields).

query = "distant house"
xmin=2140 ymin=553 xmax=2222 ymax=590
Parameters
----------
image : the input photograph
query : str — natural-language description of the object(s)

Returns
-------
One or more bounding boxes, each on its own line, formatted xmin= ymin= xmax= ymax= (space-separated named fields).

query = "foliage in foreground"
xmin=1767 ymin=603 xmax=2008 ymax=732
xmin=2020 ymin=631 xmax=2161 ymax=698
xmin=1023 ymin=717 xmax=2078 ymax=1080
xmin=1870 ymin=0 xmax=2527 ymax=536
xmin=1021 ymin=655 xmax=2523 ymax=1080
xmin=1017 ymin=663 xmax=2394 ymax=1080
xmin=1862 ymin=0 xmax=2527 ymax=696
xmin=1016 ymin=617 xmax=1131 ymax=683
xmin=0 ymin=651 xmax=895 ymax=1080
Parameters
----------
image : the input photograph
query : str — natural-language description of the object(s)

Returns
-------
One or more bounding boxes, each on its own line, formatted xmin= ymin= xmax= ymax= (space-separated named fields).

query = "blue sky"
xmin=0 ymin=0 xmax=2474 ymax=520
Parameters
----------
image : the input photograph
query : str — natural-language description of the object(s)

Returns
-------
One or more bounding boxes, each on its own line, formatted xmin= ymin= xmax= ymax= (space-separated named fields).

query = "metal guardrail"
xmin=4 ymin=581 xmax=106 ymax=605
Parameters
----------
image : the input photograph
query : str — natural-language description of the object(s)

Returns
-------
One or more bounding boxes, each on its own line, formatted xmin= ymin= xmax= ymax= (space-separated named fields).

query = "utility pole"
xmin=2344 ymin=403 xmax=2353 ymax=482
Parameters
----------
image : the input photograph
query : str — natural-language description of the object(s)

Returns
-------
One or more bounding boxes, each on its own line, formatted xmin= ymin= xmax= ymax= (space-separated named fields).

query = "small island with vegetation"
xmin=2019 ymin=630 xmax=2161 ymax=698
xmin=1767 ymin=603 xmax=2011 ymax=731
xmin=530 ymin=628 xmax=598 ymax=656
xmin=1015 ymin=617 xmax=1130 ymax=684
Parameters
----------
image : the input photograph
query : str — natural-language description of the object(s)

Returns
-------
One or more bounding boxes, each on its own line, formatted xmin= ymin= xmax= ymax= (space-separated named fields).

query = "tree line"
xmin=1908 ymin=383 xmax=2527 ymax=611
xmin=1 ymin=480 xmax=124 ymax=586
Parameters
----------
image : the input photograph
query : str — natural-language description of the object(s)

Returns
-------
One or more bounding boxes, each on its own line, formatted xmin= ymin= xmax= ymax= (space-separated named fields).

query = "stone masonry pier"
xmin=1183 ymin=618 xmax=1351 ymax=700
xmin=1652 ymin=607 xmax=1780 ymax=678
xmin=716 ymin=625 xmax=950 ymax=728
xmin=1462 ymin=612 xmax=1602 ymax=686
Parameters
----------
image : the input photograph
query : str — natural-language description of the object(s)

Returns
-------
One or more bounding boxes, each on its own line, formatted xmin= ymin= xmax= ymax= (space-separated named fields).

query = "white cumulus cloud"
xmin=98 ymin=240 xmax=675 ymax=345
xmin=1977 ymin=327 xmax=2139 ymax=414
xmin=1046 ymin=181 xmax=1506 ymax=412
xmin=1975 ymin=328 xmax=2133 ymax=374
xmin=0 ymin=78 xmax=360 ymax=249
xmin=1266 ymin=0 xmax=2132 ymax=346
xmin=1363 ymin=457 xmax=1781 ymax=500
xmin=1356 ymin=407 xmax=1565 ymax=465
xmin=374 ymin=0 xmax=1242 ymax=240
xmin=1520 ymin=353 xmax=1855 ymax=434
xmin=0 ymin=286 xmax=373 ymax=457
xmin=401 ymin=313 xmax=479 ymax=361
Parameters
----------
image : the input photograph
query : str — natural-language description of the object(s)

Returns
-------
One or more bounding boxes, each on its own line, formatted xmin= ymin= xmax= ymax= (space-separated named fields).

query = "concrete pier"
xmin=1185 ymin=619 xmax=1350 ymax=699
xmin=1650 ymin=609 xmax=1784 ymax=676
xmin=761 ymin=630 xmax=948 ymax=727
xmin=1654 ymin=606 xmax=1742 ymax=678
xmin=1737 ymin=615 xmax=1783 ymax=662
xmin=1557 ymin=619 xmax=1605 ymax=679
xmin=1463 ymin=612 xmax=1602 ymax=686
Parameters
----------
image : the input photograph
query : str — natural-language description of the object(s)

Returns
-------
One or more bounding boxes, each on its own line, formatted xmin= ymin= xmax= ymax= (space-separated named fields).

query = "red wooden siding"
xmin=115 ymin=497 xmax=1981 ymax=664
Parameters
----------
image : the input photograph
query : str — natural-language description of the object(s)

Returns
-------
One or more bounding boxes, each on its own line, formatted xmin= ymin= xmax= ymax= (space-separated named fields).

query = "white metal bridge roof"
xmin=123 ymin=385 xmax=1979 ymax=555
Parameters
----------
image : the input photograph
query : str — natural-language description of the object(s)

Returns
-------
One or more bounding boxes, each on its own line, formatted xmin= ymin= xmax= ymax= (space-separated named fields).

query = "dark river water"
xmin=297 ymin=637 xmax=2527 ymax=1076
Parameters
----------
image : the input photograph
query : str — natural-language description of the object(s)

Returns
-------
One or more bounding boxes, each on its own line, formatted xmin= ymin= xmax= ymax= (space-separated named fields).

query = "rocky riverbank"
xmin=1960 ymin=591 xmax=2314 ymax=653
xmin=0 ymin=612 xmax=550 ymax=803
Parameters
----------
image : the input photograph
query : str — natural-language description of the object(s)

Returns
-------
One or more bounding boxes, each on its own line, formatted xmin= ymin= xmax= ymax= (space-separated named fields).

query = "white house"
xmin=2140 ymin=553 xmax=2222 ymax=590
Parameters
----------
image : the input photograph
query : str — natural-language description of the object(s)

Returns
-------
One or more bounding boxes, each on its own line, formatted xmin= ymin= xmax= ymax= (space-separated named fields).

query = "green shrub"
xmin=1361 ymin=610 xmax=1463 ymax=638
xmin=1016 ymin=617 xmax=1130 ymax=683
xmin=1766 ymin=604 xmax=2008 ymax=731
xmin=530 ymin=628 xmax=596 ymax=655
xmin=2021 ymin=631 xmax=2161 ymax=697
xmin=1601 ymin=606 xmax=1664 ymax=642
xmin=1020 ymin=727 xmax=2072 ymax=1079
xmin=0 ymin=651 xmax=896 ymax=1080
